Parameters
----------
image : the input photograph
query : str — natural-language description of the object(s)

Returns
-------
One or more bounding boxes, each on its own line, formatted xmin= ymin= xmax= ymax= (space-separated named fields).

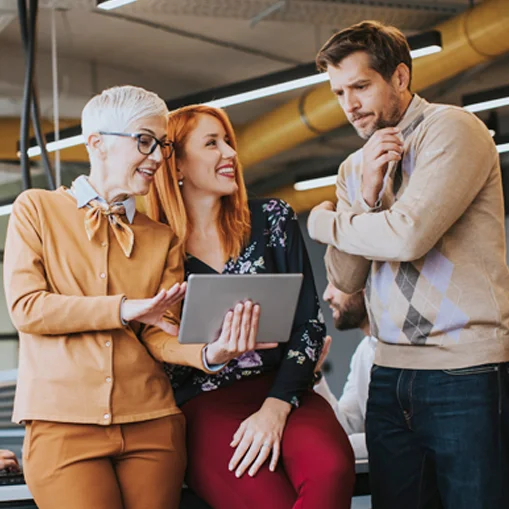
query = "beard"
xmin=354 ymin=90 xmax=403 ymax=140
xmin=331 ymin=294 xmax=368 ymax=331
xmin=333 ymin=307 xmax=368 ymax=330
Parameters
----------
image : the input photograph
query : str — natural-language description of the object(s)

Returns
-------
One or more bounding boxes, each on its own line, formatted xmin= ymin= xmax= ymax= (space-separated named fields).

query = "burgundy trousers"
xmin=182 ymin=374 xmax=355 ymax=509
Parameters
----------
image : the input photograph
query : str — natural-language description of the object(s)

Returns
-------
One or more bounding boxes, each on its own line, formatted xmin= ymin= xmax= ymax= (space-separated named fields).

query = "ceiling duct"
xmin=235 ymin=0 xmax=509 ymax=212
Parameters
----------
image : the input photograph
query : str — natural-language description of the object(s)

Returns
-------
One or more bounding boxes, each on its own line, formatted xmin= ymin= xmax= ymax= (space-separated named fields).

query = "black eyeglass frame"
xmin=98 ymin=131 xmax=174 ymax=160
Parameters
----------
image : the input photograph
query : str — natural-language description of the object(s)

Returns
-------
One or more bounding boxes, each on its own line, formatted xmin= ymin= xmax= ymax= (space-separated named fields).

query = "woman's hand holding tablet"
xmin=205 ymin=300 xmax=278 ymax=365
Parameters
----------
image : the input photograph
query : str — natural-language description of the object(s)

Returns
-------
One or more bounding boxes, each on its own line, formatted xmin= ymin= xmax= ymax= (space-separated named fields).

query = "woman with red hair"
xmin=145 ymin=105 xmax=355 ymax=509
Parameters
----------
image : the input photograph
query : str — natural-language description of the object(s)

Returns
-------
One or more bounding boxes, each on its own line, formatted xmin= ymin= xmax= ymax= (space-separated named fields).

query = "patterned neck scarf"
xmin=71 ymin=181 xmax=135 ymax=258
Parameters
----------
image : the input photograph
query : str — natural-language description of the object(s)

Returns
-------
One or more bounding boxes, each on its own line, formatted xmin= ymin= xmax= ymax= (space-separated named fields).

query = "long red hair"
xmin=145 ymin=104 xmax=251 ymax=259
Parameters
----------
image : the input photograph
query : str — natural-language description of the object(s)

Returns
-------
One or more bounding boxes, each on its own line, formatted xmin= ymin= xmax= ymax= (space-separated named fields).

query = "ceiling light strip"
xmin=25 ymin=42 xmax=443 ymax=158
xmin=464 ymin=97 xmax=509 ymax=114
xmin=27 ymin=134 xmax=85 ymax=158
xmin=497 ymin=143 xmax=509 ymax=154
xmin=0 ymin=204 xmax=13 ymax=217
xmin=96 ymin=0 xmax=137 ymax=10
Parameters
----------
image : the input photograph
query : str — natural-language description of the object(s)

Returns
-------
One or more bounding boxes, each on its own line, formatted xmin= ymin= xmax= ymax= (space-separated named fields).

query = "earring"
xmin=178 ymin=179 xmax=184 ymax=187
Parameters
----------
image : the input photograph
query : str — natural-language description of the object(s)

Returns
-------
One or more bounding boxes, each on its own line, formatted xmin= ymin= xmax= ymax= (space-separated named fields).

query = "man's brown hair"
xmin=316 ymin=21 xmax=412 ymax=88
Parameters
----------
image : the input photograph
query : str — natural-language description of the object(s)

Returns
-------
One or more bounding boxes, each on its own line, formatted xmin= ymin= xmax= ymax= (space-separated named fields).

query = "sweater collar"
xmin=396 ymin=94 xmax=429 ymax=141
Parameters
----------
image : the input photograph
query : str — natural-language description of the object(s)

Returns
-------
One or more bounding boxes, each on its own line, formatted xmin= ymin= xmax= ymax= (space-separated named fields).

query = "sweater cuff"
xmin=202 ymin=345 xmax=227 ymax=373
xmin=99 ymin=295 xmax=126 ymax=330
xmin=358 ymin=194 xmax=382 ymax=213
xmin=307 ymin=209 xmax=337 ymax=246
xmin=267 ymin=390 xmax=300 ymax=408
xmin=119 ymin=296 xmax=128 ymax=326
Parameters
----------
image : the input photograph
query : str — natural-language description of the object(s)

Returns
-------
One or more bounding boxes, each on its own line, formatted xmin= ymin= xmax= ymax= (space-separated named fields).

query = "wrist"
xmin=362 ymin=185 xmax=381 ymax=208
xmin=262 ymin=397 xmax=292 ymax=418
xmin=205 ymin=343 xmax=222 ymax=365
xmin=202 ymin=345 xmax=226 ymax=372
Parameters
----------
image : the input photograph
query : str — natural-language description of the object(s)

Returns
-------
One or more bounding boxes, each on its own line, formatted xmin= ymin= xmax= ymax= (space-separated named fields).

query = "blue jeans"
xmin=366 ymin=363 xmax=509 ymax=509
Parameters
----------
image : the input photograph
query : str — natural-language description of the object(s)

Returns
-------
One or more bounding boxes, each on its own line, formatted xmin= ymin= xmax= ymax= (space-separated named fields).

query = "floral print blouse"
xmin=165 ymin=198 xmax=326 ymax=407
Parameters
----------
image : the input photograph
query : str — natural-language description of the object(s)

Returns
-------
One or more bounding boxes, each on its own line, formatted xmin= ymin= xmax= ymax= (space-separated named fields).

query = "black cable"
xmin=18 ymin=0 xmax=55 ymax=191
xmin=31 ymin=85 xmax=56 ymax=190
xmin=17 ymin=0 xmax=32 ymax=190
xmin=29 ymin=0 xmax=55 ymax=190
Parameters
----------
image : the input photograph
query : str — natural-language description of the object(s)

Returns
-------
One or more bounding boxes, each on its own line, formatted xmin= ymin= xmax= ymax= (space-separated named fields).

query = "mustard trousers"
xmin=22 ymin=414 xmax=186 ymax=509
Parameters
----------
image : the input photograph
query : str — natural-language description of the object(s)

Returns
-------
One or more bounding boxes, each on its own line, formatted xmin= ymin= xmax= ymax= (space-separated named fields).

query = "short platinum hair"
xmin=81 ymin=85 xmax=169 ymax=140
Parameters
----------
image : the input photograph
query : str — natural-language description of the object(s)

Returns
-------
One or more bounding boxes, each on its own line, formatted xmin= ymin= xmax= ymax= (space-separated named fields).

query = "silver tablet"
xmin=178 ymin=273 xmax=303 ymax=344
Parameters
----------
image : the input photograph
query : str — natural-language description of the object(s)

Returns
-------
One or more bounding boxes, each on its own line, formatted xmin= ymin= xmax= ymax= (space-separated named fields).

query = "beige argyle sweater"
xmin=308 ymin=94 xmax=509 ymax=369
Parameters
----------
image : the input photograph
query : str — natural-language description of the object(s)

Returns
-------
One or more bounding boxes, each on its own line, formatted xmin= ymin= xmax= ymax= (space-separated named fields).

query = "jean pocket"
xmin=442 ymin=363 xmax=499 ymax=376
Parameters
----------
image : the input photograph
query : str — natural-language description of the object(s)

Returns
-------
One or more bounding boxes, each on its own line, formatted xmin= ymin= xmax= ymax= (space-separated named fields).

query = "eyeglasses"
xmin=99 ymin=131 xmax=174 ymax=160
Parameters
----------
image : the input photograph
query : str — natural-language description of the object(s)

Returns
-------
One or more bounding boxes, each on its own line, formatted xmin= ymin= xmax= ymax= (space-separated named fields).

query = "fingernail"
xmin=236 ymin=303 xmax=243 ymax=311
xmin=228 ymin=464 xmax=233 ymax=471
xmin=235 ymin=471 xmax=241 ymax=478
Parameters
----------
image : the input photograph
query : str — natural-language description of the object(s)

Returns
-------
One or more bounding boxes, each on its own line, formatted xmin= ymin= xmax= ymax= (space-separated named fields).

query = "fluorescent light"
xmin=409 ymin=45 xmax=442 ymax=59
xmin=294 ymin=175 xmax=337 ymax=191
xmin=408 ymin=30 xmax=442 ymax=60
xmin=206 ymin=73 xmax=329 ymax=109
xmin=27 ymin=134 xmax=85 ymax=158
xmin=464 ymin=97 xmax=509 ymax=113
xmin=26 ymin=75 xmax=329 ymax=156
xmin=497 ymin=143 xmax=509 ymax=154
xmin=0 ymin=204 xmax=13 ymax=216
xmin=205 ymin=43 xmax=442 ymax=109
xmin=462 ymin=85 xmax=509 ymax=114
xmin=96 ymin=0 xmax=137 ymax=10
xmin=24 ymin=31 xmax=444 ymax=158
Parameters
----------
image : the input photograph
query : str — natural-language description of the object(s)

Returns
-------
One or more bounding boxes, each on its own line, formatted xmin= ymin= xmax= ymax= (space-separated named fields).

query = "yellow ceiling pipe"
xmin=2 ymin=0 xmax=508 ymax=201
xmin=239 ymin=0 xmax=509 ymax=212
xmin=0 ymin=117 xmax=87 ymax=162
